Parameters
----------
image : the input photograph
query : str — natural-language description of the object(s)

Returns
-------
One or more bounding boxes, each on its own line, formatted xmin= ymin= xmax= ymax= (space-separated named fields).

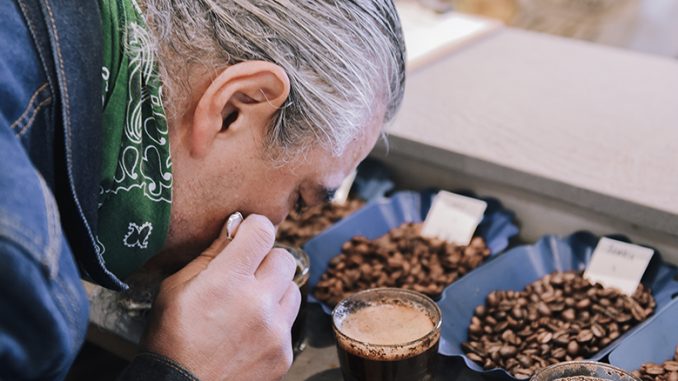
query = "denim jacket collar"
xmin=38 ymin=0 xmax=127 ymax=290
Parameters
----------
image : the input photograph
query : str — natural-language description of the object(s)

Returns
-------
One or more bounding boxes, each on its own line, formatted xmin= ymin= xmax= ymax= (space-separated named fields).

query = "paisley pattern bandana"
xmin=98 ymin=0 xmax=172 ymax=280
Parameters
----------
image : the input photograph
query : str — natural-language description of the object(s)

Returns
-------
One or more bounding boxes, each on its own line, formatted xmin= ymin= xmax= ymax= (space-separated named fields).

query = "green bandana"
xmin=98 ymin=0 xmax=172 ymax=280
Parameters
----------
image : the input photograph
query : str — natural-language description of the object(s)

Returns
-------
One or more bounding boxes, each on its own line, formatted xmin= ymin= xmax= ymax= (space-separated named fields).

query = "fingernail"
xmin=225 ymin=212 xmax=244 ymax=240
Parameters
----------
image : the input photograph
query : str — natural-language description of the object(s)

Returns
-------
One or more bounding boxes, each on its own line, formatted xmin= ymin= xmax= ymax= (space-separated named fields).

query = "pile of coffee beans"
xmin=462 ymin=271 xmax=656 ymax=379
xmin=314 ymin=222 xmax=490 ymax=306
xmin=633 ymin=346 xmax=678 ymax=381
xmin=276 ymin=199 xmax=364 ymax=247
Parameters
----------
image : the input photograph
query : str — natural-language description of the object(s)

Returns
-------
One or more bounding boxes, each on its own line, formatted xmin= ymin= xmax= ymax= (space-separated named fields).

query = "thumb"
xmin=166 ymin=223 xmax=231 ymax=286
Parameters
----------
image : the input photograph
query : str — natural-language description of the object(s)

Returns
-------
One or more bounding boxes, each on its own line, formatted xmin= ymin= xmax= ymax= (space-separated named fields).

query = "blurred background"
xmin=421 ymin=0 xmax=678 ymax=58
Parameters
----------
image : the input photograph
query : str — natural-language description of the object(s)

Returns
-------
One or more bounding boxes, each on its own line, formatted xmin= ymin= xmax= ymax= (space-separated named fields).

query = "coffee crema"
xmin=334 ymin=299 xmax=439 ymax=361
xmin=338 ymin=303 xmax=434 ymax=345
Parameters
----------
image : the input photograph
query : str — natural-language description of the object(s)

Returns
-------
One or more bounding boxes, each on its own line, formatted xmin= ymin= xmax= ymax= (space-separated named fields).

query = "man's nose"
xmin=269 ymin=209 xmax=289 ymax=228
xmin=271 ymin=212 xmax=289 ymax=227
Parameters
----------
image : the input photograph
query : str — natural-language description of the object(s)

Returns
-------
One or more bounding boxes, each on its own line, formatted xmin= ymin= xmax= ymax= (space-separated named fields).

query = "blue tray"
xmin=437 ymin=231 xmax=678 ymax=380
xmin=304 ymin=190 xmax=520 ymax=313
xmin=608 ymin=296 xmax=678 ymax=372
xmin=351 ymin=157 xmax=395 ymax=201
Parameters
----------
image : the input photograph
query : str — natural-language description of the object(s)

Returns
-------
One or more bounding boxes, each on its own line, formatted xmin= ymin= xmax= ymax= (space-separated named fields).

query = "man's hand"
xmin=142 ymin=214 xmax=301 ymax=381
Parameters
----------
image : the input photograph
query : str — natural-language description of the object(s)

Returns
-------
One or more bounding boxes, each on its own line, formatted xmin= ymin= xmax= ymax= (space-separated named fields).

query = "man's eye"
xmin=294 ymin=196 xmax=307 ymax=214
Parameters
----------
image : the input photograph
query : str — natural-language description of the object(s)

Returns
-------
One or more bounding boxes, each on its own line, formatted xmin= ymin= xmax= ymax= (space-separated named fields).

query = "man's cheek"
xmin=243 ymin=205 xmax=288 ymax=227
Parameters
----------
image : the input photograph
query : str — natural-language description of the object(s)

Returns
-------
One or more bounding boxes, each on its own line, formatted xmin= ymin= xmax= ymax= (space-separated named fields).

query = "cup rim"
xmin=331 ymin=287 xmax=442 ymax=349
xmin=274 ymin=243 xmax=310 ymax=281
xmin=531 ymin=360 xmax=639 ymax=381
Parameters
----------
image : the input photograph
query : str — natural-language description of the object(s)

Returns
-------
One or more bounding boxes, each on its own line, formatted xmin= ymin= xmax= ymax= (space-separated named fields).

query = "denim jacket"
xmin=1 ymin=0 xmax=196 ymax=379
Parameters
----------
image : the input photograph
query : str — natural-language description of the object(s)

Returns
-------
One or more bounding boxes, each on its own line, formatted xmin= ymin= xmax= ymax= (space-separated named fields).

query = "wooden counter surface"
xmin=385 ymin=27 xmax=678 ymax=254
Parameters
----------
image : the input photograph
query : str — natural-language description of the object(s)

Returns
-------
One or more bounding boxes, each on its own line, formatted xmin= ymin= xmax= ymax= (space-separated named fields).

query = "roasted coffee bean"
xmin=616 ymin=313 xmax=632 ymax=323
xmin=537 ymin=302 xmax=551 ymax=316
xmin=552 ymin=347 xmax=567 ymax=360
xmin=591 ymin=323 xmax=605 ymax=338
xmin=537 ymin=332 xmax=553 ymax=344
xmin=647 ymin=365 xmax=666 ymax=375
xmin=634 ymin=345 xmax=678 ymax=381
xmin=514 ymin=368 xmax=532 ymax=379
xmin=576 ymin=329 xmax=593 ymax=343
xmin=576 ymin=298 xmax=591 ymax=310
xmin=500 ymin=345 xmax=517 ymax=357
xmin=467 ymin=352 xmax=483 ymax=363
xmin=277 ymin=199 xmax=364 ymax=247
xmin=315 ymin=222 xmax=491 ymax=305
xmin=462 ymin=271 xmax=655 ymax=379
xmin=553 ymin=331 xmax=569 ymax=345
xmin=512 ymin=305 xmax=525 ymax=319
xmin=501 ymin=330 xmax=516 ymax=343
xmin=517 ymin=354 xmax=531 ymax=368
xmin=631 ymin=303 xmax=647 ymax=321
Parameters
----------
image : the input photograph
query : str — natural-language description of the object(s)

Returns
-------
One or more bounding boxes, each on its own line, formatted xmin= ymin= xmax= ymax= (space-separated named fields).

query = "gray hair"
xmin=141 ymin=0 xmax=406 ymax=159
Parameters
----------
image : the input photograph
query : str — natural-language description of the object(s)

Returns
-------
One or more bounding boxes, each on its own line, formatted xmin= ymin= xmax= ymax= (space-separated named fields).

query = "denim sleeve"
xmin=0 ymin=22 xmax=89 ymax=373
xmin=118 ymin=352 xmax=200 ymax=381
xmin=0 ymin=238 xmax=88 ymax=380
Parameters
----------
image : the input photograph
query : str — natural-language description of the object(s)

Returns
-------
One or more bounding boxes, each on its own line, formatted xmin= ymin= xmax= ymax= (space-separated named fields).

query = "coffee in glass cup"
xmin=332 ymin=288 xmax=442 ymax=381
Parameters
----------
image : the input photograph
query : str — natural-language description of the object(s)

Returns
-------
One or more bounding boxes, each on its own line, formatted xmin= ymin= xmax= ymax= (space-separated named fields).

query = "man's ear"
xmin=189 ymin=61 xmax=290 ymax=157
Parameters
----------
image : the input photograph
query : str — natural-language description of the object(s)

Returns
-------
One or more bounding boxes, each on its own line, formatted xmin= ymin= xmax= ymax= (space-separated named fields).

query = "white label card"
xmin=421 ymin=191 xmax=487 ymax=245
xmin=583 ymin=237 xmax=654 ymax=295
xmin=332 ymin=170 xmax=358 ymax=205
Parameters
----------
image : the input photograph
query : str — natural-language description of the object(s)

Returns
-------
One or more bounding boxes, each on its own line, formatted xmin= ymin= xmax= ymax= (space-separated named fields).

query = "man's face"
xmin=159 ymin=110 xmax=383 ymax=269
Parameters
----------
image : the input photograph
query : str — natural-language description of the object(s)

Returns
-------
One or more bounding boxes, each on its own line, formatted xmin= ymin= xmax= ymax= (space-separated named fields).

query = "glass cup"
xmin=531 ymin=361 xmax=639 ymax=381
xmin=332 ymin=288 xmax=442 ymax=381
xmin=276 ymin=245 xmax=310 ymax=355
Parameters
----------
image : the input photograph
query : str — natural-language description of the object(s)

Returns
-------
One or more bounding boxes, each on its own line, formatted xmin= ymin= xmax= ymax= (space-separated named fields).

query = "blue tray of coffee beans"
xmin=436 ymin=231 xmax=678 ymax=380
xmin=608 ymin=296 xmax=678 ymax=373
xmin=304 ymin=190 xmax=519 ymax=313
xmin=350 ymin=157 xmax=396 ymax=202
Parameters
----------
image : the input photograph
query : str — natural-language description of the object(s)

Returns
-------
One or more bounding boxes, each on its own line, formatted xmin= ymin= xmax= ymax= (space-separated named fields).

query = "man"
xmin=1 ymin=0 xmax=405 ymax=380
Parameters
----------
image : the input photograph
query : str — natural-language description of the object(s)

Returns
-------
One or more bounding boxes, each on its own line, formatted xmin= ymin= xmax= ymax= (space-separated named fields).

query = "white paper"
xmin=332 ymin=170 xmax=357 ymax=205
xmin=396 ymin=1 xmax=502 ymax=71
xmin=584 ymin=237 xmax=654 ymax=295
xmin=421 ymin=191 xmax=487 ymax=245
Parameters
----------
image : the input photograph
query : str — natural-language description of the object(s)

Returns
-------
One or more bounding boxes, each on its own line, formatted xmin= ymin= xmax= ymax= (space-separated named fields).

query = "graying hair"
xmin=140 ymin=0 xmax=406 ymax=158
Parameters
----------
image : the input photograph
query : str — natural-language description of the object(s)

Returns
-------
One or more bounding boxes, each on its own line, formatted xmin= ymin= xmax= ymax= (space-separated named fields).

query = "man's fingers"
xmin=167 ymin=214 xmax=275 ymax=286
xmin=255 ymin=248 xmax=297 ymax=300
xmin=209 ymin=214 xmax=276 ymax=275
xmin=256 ymin=248 xmax=296 ymax=281
xmin=201 ymin=226 xmax=231 ymax=260
xmin=165 ymin=224 xmax=231 ymax=286
xmin=279 ymin=281 xmax=302 ymax=328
